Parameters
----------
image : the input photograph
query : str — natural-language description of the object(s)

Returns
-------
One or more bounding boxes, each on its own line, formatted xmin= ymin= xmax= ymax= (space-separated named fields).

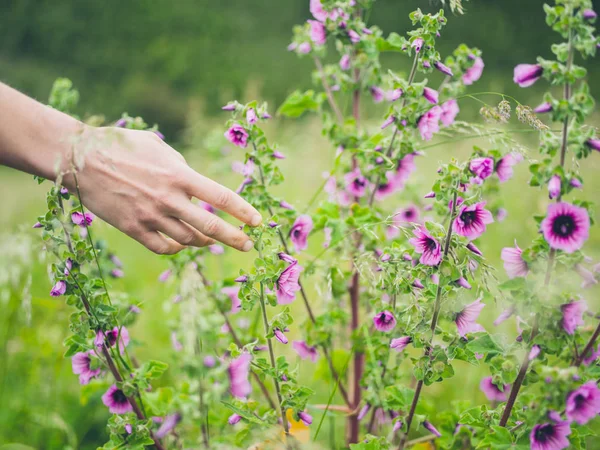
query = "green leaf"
xmin=277 ymin=90 xmax=321 ymax=118
xmin=466 ymin=334 xmax=503 ymax=355
xmin=221 ymin=401 xmax=265 ymax=425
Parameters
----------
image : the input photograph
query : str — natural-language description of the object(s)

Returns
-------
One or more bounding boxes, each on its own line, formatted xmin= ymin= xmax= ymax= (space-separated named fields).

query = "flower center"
xmin=534 ymin=424 xmax=554 ymax=443
xmin=113 ymin=389 xmax=128 ymax=404
xmin=574 ymin=393 xmax=586 ymax=408
xmin=552 ymin=214 xmax=575 ymax=237
xmin=425 ymin=238 xmax=437 ymax=252
xmin=460 ymin=211 xmax=477 ymax=226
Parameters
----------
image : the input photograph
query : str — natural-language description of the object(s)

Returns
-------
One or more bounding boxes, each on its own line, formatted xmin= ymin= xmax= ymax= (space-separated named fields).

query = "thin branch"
xmin=314 ymin=57 xmax=344 ymax=123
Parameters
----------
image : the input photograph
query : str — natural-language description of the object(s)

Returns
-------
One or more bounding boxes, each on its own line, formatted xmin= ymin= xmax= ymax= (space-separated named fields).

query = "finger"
xmin=177 ymin=202 xmax=254 ymax=252
xmin=182 ymin=169 xmax=262 ymax=227
xmin=135 ymin=230 xmax=185 ymax=255
xmin=157 ymin=217 xmax=215 ymax=248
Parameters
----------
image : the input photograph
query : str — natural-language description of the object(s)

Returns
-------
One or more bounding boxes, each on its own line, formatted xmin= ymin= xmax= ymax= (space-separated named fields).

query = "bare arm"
xmin=0 ymin=82 xmax=262 ymax=254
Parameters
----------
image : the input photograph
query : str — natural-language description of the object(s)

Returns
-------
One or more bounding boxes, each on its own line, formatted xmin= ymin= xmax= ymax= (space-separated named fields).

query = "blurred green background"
xmin=1 ymin=0 xmax=600 ymax=449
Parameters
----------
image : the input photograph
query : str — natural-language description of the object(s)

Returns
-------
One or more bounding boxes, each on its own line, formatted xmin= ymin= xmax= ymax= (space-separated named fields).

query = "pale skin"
xmin=0 ymin=82 xmax=262 ymax=254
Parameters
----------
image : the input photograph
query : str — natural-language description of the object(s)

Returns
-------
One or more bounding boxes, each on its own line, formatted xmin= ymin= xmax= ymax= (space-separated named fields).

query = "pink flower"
xmin=390 ymin=336 xmax=412 ymax=352
xmin=344 ymin=168 xmax=368 ymax=198
xmin=373 ymin=310 xmax=397 ymax=332
xmin=409 ymin=227 xmax=441 ymax=266
xmin=566 ymin=381 xmax=600 ymax=425
xmin=298 ymin=42 xmax=312 ymax=54
xmin=171 ymin=332 xmax=183 ymax=351
xmin=274 ymin=328 xmax=288 ymax=344
xmin=102 ymin=385 xmax=133 ymax=414
xmin=411 ymin=38 xmax=424 ymax=53
xmin=292 ymin=340 xmax=318 ymax=362
xmin=541 ymin=202 xmax=590 ymax=253
xmin=395 ymin=153 xmax=417 ymax=183
xmin=480 ymin=377 xmax=509 ymax=402
xmin=95 ymin=326 xmax=130 ymax=352
xmin=423 ymin=87 xmax=439 ymax=105
xmin=454 ymin=202 xmax=494 ymax=240
xmin=560 ymin=300 xmax=587 ymax=335
xmin=224 ymin=124 xmax=249 ymax=148
xmin=462 ymin=56 xmax=484 ymax=85
xmin=276 ymin=254 xmax=302 ymax=304
xmin=469 ymin=157 xmax=494 ymax=180
xmin=495 ymin=152 xmax=523 ymax=182
xmin=289 ymin=215 xmax=314 ymax=252
xmin=71 ymin=211 xmax=94 ymax=227
xmin=340 ymin=54 xmax=351 ymax=70
xmin=501 ymin=242 xmax=529 ymax=278
xmin=298 ymin=411 xmax=313 ymax=426
xmin=222 ymin=286 xmax=241 ymax=314
xmin=370 ymin=86 xmax=385 ymax=103
xmin=158 ymin=269 xmax=172 ymax=282
xmin=348 ymin=30 xmax=361 ymax=43
xmin=228 ymin=354 xmax=252 ymax=398
xmin=50 ymin=280 xmax=67 ymax=297
xmin=246 ymin=108 xmax=257 ymax=125
xmin=72 ymin=351 xmax=101 ymax=385
xmin=308 ymin=20 xmax=327 ymax=45
xmin=310 ymin=0 xmax=328 ymax=21
xmin=493 ymin=306 xmax=515 ymax=326
xmin=548 ymin=175 xmax=561 ymax=199
xmin=513 ymin=64 xmax=543 ymax=88
xmin=455 ymin=298 xmax=485 ymax=337
xmin=440 ymin=99 xmax=459 ymax=126
xmin=417 ymin=106 xmax=442 ymax=141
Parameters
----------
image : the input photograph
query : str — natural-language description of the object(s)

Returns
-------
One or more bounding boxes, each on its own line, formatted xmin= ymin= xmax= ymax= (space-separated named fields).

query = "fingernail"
xmin=250 ymin=214 xmax=262 ymax=227
xmin=242 ymin=240 xmax=254 ymax=252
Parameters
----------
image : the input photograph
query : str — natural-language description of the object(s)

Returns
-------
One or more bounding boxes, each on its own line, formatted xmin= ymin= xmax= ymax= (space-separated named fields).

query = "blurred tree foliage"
xmin=1 ymin=0 xmax=598 ymax=139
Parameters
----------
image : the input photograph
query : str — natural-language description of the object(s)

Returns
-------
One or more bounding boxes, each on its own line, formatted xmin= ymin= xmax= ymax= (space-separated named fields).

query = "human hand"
xmin=63 ymin=126 xmax=262 ymax=254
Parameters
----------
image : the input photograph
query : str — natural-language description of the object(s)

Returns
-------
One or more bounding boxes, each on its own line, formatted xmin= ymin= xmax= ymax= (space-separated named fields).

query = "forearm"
xmin=0 ymin=82 xmax=83 ymax=181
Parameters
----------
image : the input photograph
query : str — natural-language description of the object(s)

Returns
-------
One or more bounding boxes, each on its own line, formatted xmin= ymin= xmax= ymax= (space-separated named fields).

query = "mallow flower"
xmin=560 ymin=300 xmax=587 ymax=335
xmin=289 ymin=215 xmax=314 ymax=252
xmin=224 ymin=124 xmax=249 ymax=148
xmin=501 ymin=242 xmax=529 ymax=278
xmin=418 ymin=106 xmax=442 ymax=141
xmin=469 ymin=157 xmax=494 ymax=180
xmin=228 ymin=353 xmax=252 ymax=398
xmin=373 ymin=310 xmax=397 ymax=332
xmin=409 ymin=226 xmax=441 ymax=266
xmin=102 ymin=385 xmax=133 ymax=414
xmin=513 ymin=64 xmax=543 ymax=88
xmin=530 ymin=413 xmax=571 ymax=450
xmin=540 ymin=202 xmax=590 ymax=253
xmin=308 ymin=20 xmax=327 ymax=45
xmin=480 ymin=376 xmax=509 ymax=402
xmin=462 ymin=56 xmax=484 ymax=85
xmin=292 ymin=340 xmax=318 ymax=362
xmin=566 ymin=381 xmax=600 ymax=425
xmin=455 ymin=298 xmax=485 ymax=337
xmin=276 ymin=254 xmax=302 ymax=304
xmin=454 ymin=202 xmax=494 ymax=240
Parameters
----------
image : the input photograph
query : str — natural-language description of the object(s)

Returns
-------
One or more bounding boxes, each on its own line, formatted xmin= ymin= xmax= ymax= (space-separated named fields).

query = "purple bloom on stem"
xmin=463 ymin=57 xmax=484 ymax=85
xmin=171 ymin=332 xmax=183 ymax=352
xmin=570 ymin=178 xmax=582 ymax=189
xmin=480 ymin=377 xmax=509 ymax=402
xmin=529 ymin=345 xmax=541 ymax=360
xmin=541 ymin=202 xmax=590 ymax=253
xmin=370 ymin=86 xmax=385 ymax=103
xmin=72 ymin=351 xmax=101 ymax=385
xmin=582 ymin=9 xmax=597 ymax=20
xmin=289 ymin=215 xmax=313 ymax=252
xmin=158 ymin=269 xmax=172 ymax=282
xmin=466 ymin=242 xmax=483 ymax=256
xmin=534 ymin=102 xmax=553 ymax=113
xmin=373 ymin=310 xmax=397 ymax=332
xmin=209 ymin=244 xmax=225 ymax=255
xmin=222 ymin=286 xmax=241 ymax=314
xmin=513 ymin=64 xmax=543 ymax=88
xmin=418 ymin=106 xmax=442 ymax=141
xmin=125 ymin=423 xmax=132 ymax=434
xmin=50 ymin=280 xmax=67 ymax=297
xmin=246 ymin=108 xmax=257 ymax=125
xmin=204 ymin=355 xmax=216 ymax=367
xmin=32 ymin=221 xmax=43 ymax=228
xmin=234 ymin=275 xmax=248 ymax=283
xmin=298 ymin=411 xmax=313 ymax=426
xmin=228 ymin=353 xmax=252 ymax=398
xmin=560 ymin=300 xmax=587 ymax=335
xmin=102 ymin=385 xmax=133 ymax=414
xmin=340 ymin=54 xmax=351 ymax=70
xmin=298 ymin=42 xmax=312 ymax=54
xmin=412 ymin=279 xmax=424 ymax=289
xmin=493 ymin=306 xmax=515 ymax=326
xmin=310 ymin=0 xmax=328 ymax=21
xmin=566 ymin=381 xmax=600 ymax=425
xmin=423 ymin=87 xmax=439 ymax=105
xmin=274 ymin=328 xmax=288 ymax=344
xmin=276 ymin=259 xmax=302 ymax=305
xmin=224 ymin=124 xmax=249 ymax=148
xmin=496 ymin=152 xmax=523 ymax=182
xmin=586 ymin=139 xmax=600 ymax=152
xmin=496 ymin=208 xmax=508 ymax=222
xmin=115 ymin=118 xmax=127 ymax=127
xmin=292 ymin=340 xmax=318 ymax=362
xmin=71 ymin=211 xmax=94 ymax=227
xmin=95 ymin=326 xmax=130 ymax=351
xmin=348 ymin=29 xmax=361 ymax=43
xmin=424 ymin=191 xmax=435 ymax=199
xmin=455 ymin=298 xmax=485 ymax=337
xmin=228 ymin=413 xmax=242 ymax=425
xmin=423 ymin=421 xmax=441 ymax=437
xmin=344 ymin=168 xmax=369 ymax=198
xmin=456 ymin=277 xmax=472 ymax=289
xmin=222 ymin=103 xmax=236 ymax=111
xmin=357 ymin=404 xmax=370 ymax=421
xmin=576 ymin=264 xmax=597 ymax=289
xmin=470 ymin=157 xmax=494 ymax=180
xmin=454 ymin=202 xmax=494 ymax=240
xmin=386 ymin=88 xmax=403 ymax=101
xmin=548 ymin=175 xmax=561 ymax=199
xmin=409 ymin=226 xmax=441 ymax=266
xmin=381 ymin=115 xmax=396 ymax=129
xmin=440 ymin=99 xmax=459 ymax=126
xmin=308 ymin=20 xmax=327 ymax=45
xmin=390 ymin=336 xmax=412 ymax=352
xmin=501 ymin=242 xmax=529 ymax=278
xmin=530 ymin=417 xmax=571 ymax=450
xmin=411 ymin=38 xmax=424 ymax=53
xmin=155 ymin=414 xmax=182 ymax=439
xmin=434 ymin=61 xmax=453 ymax=77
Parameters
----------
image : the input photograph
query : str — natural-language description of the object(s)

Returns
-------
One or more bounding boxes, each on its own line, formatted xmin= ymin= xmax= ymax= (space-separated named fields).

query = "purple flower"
xmin=480 ymin=377 xmax=509 ymax=402
xmin=434 ymin=61 xmax=453 ymax=77
xmin=298 ymin=42 xmax=312 ymax=54
xmin=373 ymin=310 xmax=397 ymax=332
xmin=423 ymin=421 xmax=441 ymax=437
xmin=411 ymin=38 xmax=424 ymax=53
xmin=222 ymin=286 xmax=241 ymax=314
xmin=454 ymin=202 xmax=494 ymax=240
xmin=496 ymin=208 xmax=508 ymax=222
xmin=110 ymin=269 xmax=124 ymax=278
xmin=292 ymin=340 xmax=318 ymax=362
xmin=586 ymin=139 xmax=600 ymax=152
xmin=171 ymin=332 xmax=183 ymax=352
xmin=529 ymin=345 xmax=541 ymax=360
xmin=115 ymin=118 xmax=127 ymax=127
xmin=204 ymin=355 xmax=216 ymax=367
xmin=440 ymin=100 xmax=459 ymax=126
xmin=154 ymin=130 xmax=165 ymax=140
xmin=102 ymin=385 xmax=133 ymax=414
xmin=566 ymin=382 xmax=600 ymax=425
xmin=222 ymin=103 xmax=236 ymax=111
xmin=582 ymin=9 xmax=597 ymax=20
xmin=348 ymin=30 xmax=361 ymax=43
xmin=274 ymin=328 xmax=288 ymax=344
xmin=455 ymin=298 xmax=485 ymax=337
xmin=418 ymin=106 xmax=442 ymax=141
xmin=246 ymin=108 xmax=257 ymax=125
xmin=298 ymin=411 xmax=313 ymax=426
xmin=72 ymin=351 xmax=101 ymax=385
xmin=370 ymin=86 xmax=385 ymax=103
xmin=456 ymin=277 xmax=472 ymax=289
xmin=310 ymin=0 xmax=328 ymax=21
xmin=560 ymin=300 xmax=587 ymax=335
xmin=228 ymin=413 xmax=242 ymax=425
xmin=228 ymin=353 xmax=252 ymax=398
xmin=308 ymin=20 xmax=327 ymax=45
xmin=530 ymin=417 xmax=571 ymax=450
xmin=409 ymin=227 xmax=441 ymax=266
xmin=386 ymin=88 xmax=403 ymax=101
xmin=71 ymin=211 xmax=94 ymax=227
xmin=496 ymin=152 xmax=523 ymax=182
xmin=466 ymin=242 xmax=483 ymax=256
xmin=501 ymin=242 xmax=529 ymax=278
xmin=576 ymin=264 xmax=597 ymax=289
xmin=224 ymin=124 xmax=249 ymax=148
xmin=493 ymin=306 xmax=515 ymax=326
xmin=95 ymin=326 xmax=130 ymax=351
xmin=514 ymin=64 xmax=543 ymax=88
xmin=357 ymin=404 xmax=370 ymax=421
xmin=463 ymin=56 xmax=484 ymax=85
xmin=276 ymin=259 xmax=302 ymax=304
xmin=583 ymin=344 xmax=600 ymax=366
xmin=470 ymin=157 xmax=494 ymax=180
xmin=209 ymin=244 xmax=225 ymax=255
xmin=381 ymin=115 xmax=396 ymax=129
xmin=32 ymin=221 xmax=43 ymax=229
xmin=534 ymin=102 xmax=553 ymax=113
xmin=234 ymin=275 xmax=248 ymax=283
xmin=412 ymin=279 xmax=424 ymax=289
xmin=393 ymin=205 xmax=420 ymax=227
xmin=50 ymin=280 xmax=67 ymax=297
xmin=125 ymin=423 xmax=132 ymax=434
xmin=290 ymin=215 xmax=314 ymax=252
xmin=423 ymin=87 xmax=439 ymax=105
xmin=344 ymin=168 xmax=369 ymax=198
xmin=548 ymin=175 xmax=561 ymax=199
xmin=424 ymin=191 xmax=436 ymax=199
xmin=155 ymin=414 xmax=182 ymax=439
xmin=390 ymin=336 xmax=412 ymax=352
xmin=158 ymin=269 xmax=172 ymax=282
xmin=340 ymin=54 xmax=351 ymax=70
xmin=541 ymin=202 xmax=590 ymax=253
